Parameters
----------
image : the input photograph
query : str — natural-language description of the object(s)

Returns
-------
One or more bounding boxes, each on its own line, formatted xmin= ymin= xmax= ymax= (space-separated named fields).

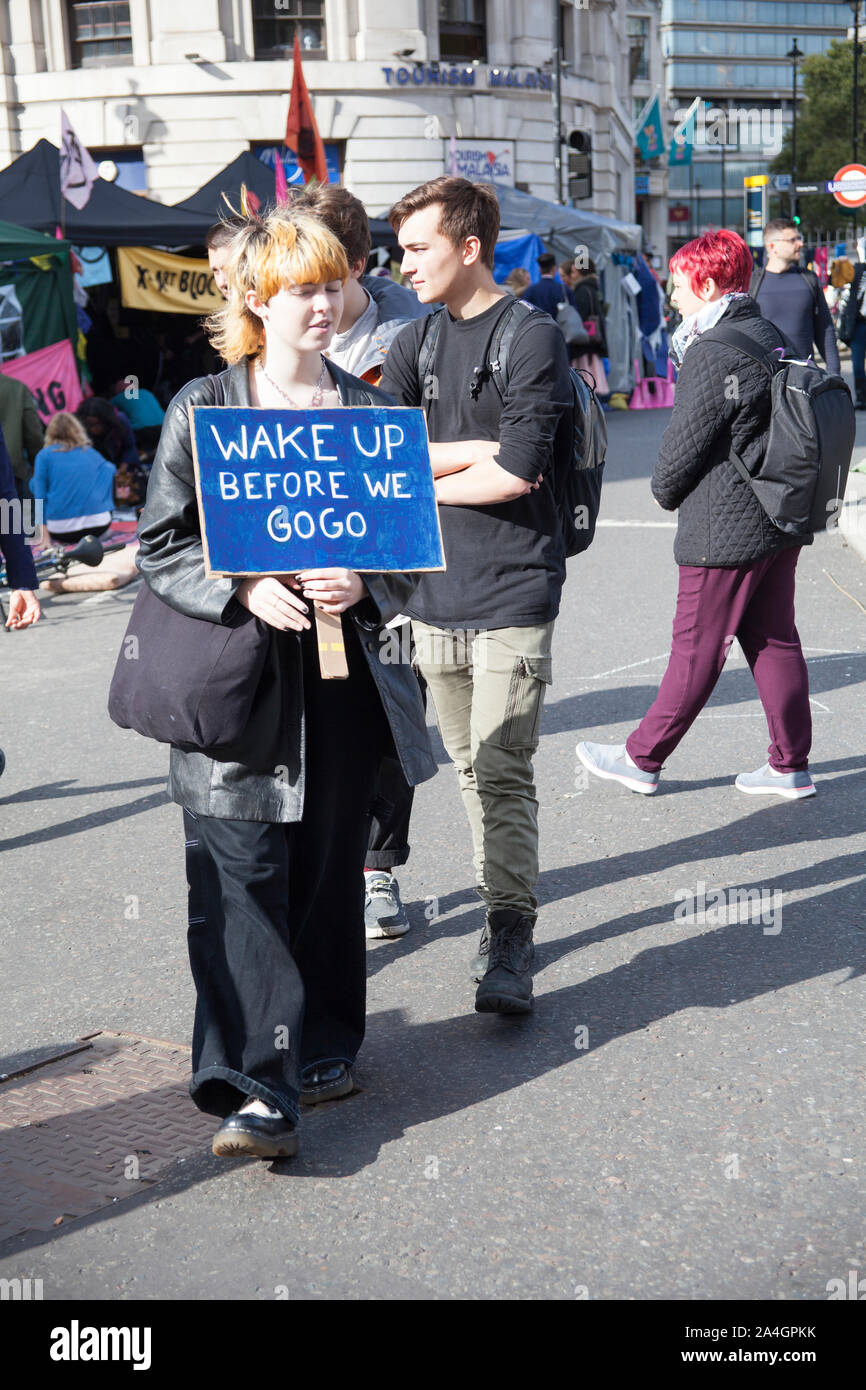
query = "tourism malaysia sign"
xmin=448 ymin=140 xmax=515 ymax=185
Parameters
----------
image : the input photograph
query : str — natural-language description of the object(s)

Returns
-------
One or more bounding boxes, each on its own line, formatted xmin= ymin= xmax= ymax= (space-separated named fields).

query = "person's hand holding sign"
xmin=297 ymin=568 xmax=368 ymax=615
xmin=236 ymin=575 xmax=311 ymax=631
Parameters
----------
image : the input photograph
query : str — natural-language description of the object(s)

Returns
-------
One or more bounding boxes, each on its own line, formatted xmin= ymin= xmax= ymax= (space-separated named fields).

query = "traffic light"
xmin=792 ymin=210 xmax=802 ymax=226
xmin=567 ymin=130 xmax=592 ymax=201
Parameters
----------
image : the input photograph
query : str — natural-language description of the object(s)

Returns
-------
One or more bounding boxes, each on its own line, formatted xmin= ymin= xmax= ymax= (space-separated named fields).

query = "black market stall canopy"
xmin=174 ymin=151 xmax=399 ymax=250
xmin=0 ymin=140 xmax=212 ymax=247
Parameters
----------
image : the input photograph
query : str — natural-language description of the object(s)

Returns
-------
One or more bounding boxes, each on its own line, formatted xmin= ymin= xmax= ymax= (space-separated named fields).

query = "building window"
xmin=67 ymin=2 xmax=132 ymax=68
xmin=439 ymin=0 xmax=487 ymax=63
xmin=90 ymin=148 xmax=147 ymax=194
xmin=628 ymin=16 xmax=650 ymax=82
xmin=252 ymin=0 xmax=326 ymax=60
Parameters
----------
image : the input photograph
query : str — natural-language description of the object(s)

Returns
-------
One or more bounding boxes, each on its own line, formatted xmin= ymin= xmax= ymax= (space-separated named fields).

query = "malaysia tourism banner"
xmin=190 ymin=405 xmax=445 ymax=576
xmin=448 ymin=140 xmax=515 ymax=185
xmin=117 ymin=246 xmax=224 ymax=316
xmin=0 ymin=338 xmax=83 ymax=421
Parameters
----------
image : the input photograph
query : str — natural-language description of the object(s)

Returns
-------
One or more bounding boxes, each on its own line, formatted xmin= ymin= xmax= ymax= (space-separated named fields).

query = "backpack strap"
xmin=698 ymin=322 xmax=786 ymax=487
xmin=749 ymin=266 xmax=766 ymax=299
xmin=801 ymin=268 xmax=821 ymax=315
xmin=699 ymin=322 xmax=783 ymax=374
xmin=487 ymin=299 xmax=540 ymax=399
xmin=416 ymin=308 xmax=445 ymax=411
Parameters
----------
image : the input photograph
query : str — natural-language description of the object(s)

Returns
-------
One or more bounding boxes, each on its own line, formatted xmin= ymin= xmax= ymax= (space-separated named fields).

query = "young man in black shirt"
xmin=382 ymin=177 xmax=573 ymax=1013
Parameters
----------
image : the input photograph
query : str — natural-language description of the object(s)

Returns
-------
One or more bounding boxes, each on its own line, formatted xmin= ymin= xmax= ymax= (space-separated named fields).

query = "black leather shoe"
xmin=212 ymin=1108 xmax=299 ymax=1159
xmin=474 ymin=909 xmax=534 ymax=1014
xmin=300 ymin=1061 xmax=353 ymax=1105
xmin=470 ymin=919 xmax=491 ymax=981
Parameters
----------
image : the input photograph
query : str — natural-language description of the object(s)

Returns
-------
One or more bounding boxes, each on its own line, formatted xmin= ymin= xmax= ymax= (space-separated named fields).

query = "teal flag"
xmin=669 ymin=103 xmax=699 ymax=167
xmin=635 ymin=95 xmax=664 ymax=162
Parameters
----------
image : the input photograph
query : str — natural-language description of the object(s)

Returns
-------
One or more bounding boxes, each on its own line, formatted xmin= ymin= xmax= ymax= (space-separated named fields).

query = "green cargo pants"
xmin=412 ymin=620 xmax=554 ymax=919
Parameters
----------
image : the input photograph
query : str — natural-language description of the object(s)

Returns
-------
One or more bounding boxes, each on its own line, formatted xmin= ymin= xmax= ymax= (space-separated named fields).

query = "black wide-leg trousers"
xmin=182 ymin=623 xmax=390 ymax=1124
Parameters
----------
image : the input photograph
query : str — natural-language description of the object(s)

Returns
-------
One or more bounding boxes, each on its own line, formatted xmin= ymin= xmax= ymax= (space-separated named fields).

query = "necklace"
xmin=257 ymin=355 xmax=329 ymax=408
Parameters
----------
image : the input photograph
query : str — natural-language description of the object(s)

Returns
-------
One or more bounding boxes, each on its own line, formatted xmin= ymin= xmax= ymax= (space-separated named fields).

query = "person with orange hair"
xmin=136 ymin=208 xmax=435 ymax=1159
xmin=578 ymin=229 xmax=815 ymax=801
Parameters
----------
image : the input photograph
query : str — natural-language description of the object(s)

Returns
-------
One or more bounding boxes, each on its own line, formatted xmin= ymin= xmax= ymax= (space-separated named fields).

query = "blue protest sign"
xmin=190 ymin=405 xmax=445 ymax=575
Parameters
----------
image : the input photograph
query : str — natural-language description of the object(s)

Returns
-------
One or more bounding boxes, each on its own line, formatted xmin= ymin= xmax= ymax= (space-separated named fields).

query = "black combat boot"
xmin=474 ymin=909 xmax=535 ymax=1014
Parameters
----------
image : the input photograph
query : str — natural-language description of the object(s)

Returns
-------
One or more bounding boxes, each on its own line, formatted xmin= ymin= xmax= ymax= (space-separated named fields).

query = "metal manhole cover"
xmin=0 ymin=1031 xmax=215 ymax=1246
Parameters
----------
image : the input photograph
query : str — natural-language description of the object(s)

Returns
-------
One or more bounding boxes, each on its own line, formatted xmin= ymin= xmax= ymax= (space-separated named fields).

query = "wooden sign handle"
xmin=314 ymin=608 xmax=349 ymax=679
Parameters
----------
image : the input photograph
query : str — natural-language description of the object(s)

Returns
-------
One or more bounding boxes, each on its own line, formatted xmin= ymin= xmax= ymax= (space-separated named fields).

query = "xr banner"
xmin=0 ymin=338 xmax=83 ymax=421
xmin=117 ymin=246 xmax=224 ymax=315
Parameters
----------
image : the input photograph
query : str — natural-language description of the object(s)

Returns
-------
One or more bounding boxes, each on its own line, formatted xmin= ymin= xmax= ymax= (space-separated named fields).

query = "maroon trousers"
xmin=626 ymin=548 xmax=811 ymax=774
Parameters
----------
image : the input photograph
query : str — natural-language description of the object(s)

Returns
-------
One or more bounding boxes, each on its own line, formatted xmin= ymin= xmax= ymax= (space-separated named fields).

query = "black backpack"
xmin=701 ymin=322 xmax=854 ymax=535
xmin=416 ymin=298 xmax=606 ymax=557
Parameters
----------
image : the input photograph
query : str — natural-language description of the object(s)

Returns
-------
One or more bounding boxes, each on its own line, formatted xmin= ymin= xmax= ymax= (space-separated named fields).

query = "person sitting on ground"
xmin=110 ymin=377 xmax=166 ymax=452
xmin=76 ymin=397 xmax=138 ymax=468
xmin=76 ymin=397 xmax=146 ymax=509
xmin=30 ymin=412 xmax=116 ymax=545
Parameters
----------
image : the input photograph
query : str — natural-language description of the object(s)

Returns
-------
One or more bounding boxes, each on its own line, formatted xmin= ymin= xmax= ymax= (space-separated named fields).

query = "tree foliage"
xmin=770 ymin=39 xmax=866 ymax=230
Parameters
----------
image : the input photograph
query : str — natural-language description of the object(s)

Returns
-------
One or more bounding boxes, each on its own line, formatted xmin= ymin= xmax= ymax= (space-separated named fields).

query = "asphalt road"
xmin=1 ymin=400 xmax=864 ymax=1302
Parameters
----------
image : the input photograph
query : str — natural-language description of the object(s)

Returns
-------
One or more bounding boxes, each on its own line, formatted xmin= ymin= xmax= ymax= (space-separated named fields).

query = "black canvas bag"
xmin=702 ymin=322 xmax=855 ymax=536
xmin=108 ymin=371 xmax=276 ymax=760
xmin=107 ymin=588 xmax=273 ymax=754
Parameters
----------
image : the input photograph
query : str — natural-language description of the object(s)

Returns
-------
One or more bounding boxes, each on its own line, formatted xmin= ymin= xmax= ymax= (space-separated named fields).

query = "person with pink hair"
xmin=578 ymin=229 xmax=816 ymax=800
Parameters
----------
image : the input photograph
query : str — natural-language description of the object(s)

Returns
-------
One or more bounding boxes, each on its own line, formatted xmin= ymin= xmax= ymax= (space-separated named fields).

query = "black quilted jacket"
xmin=652 ymin=295 xmax=810 ymax=566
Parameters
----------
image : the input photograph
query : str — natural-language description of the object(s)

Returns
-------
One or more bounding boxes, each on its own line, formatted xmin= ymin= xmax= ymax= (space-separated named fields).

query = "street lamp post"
xmin=551 ymin=1 xmax=564 ymax=204
xmin=786 ymin=38 xmax=803 ymax=220
xmin=852 ymin=1 xmax=861 ymax=162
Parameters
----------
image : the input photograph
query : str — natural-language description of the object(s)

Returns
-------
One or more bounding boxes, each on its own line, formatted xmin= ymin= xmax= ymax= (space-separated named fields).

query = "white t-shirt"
xmin=326 ymin=291 xmax=381 ymax=378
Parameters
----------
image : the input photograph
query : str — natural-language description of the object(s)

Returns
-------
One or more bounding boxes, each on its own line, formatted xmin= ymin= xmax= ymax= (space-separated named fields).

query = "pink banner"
xmin=0 ymin=339 xmax=83 ymax=422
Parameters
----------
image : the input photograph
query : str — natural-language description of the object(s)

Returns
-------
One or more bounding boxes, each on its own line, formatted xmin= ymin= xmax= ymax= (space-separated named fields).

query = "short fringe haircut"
xmin=205 ymin=208 xmax=349 ymax=363
xmin=290 ymin=184 xmax=372 ymax=269
xmin=45 ymin=411 xmax=89 ymax=451
xmin=205 ymin=214 xmax=251 ymax=253
xmin=387 ymin=176 xmax=500 ymax=269
xmin=669 ymin=228 xmax=753 ymax=297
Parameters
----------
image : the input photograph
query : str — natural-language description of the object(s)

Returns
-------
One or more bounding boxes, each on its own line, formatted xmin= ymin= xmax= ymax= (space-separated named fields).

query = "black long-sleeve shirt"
xmin=0 ymin=425 xmax=37 ymax=590
xmin=754 ymin=266 xmax=840 ymax=373
xmin=381 ymin=297 xmax=573 ymax=628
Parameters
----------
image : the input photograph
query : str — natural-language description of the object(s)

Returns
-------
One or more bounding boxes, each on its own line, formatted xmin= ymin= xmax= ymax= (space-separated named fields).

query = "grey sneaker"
xmin=735 ymin=763 xmax=816 ymax=799
xmin=364 ymin=872 xmax=410 ymax=939
xmin=576 ymin=741 xmax=659 ymax=795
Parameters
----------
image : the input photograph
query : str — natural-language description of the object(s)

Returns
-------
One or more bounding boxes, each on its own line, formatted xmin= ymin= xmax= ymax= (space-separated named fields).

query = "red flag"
xmin=285 ymin=34 xmax=329 ymax=184
xmin=274 ymin=148 xmax=290 ymax=204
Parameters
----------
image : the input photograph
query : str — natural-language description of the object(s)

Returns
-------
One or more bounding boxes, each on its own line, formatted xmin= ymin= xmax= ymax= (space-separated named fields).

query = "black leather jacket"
xmin=136 ymin=358 xmax=437 ymax=822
